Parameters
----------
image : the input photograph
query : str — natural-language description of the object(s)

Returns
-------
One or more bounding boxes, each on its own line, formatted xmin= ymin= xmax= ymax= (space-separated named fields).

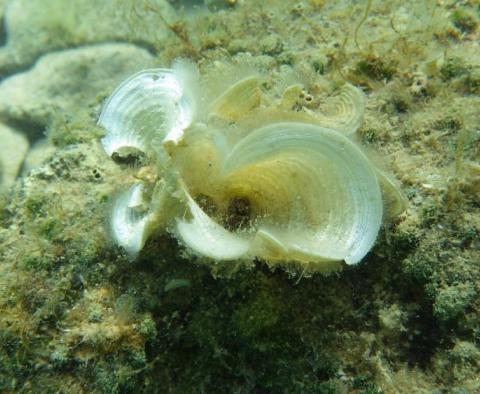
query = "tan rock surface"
xmin=0 ymin=123 xmax=28 ymax=192
xmin=0 ymin=0 xmax=174 ymax=75
xmin=0 ymin=43 xmax=155 ymax=139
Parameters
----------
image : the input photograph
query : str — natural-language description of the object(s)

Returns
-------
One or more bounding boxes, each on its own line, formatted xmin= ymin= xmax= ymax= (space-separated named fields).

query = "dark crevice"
xmin=2 ymin=114 xmax=43 ymax=184
xmin=127 ymin=39 xmax=159 ymax=56
xmin=0 ymin=59 xmax=36 ymax=83
xmin=167 ymin=0 xmax=206 ymax=10
xmin=0 ymin=15 xmax=7 ymax=47
xmin=1 ymin=116 xmax=46 ymax=145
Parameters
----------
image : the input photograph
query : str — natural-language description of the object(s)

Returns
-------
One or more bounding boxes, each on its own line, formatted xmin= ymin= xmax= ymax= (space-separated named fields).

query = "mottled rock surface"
xmin=0 ymin=43 xmax=155 ymax=140
xmin=21 ymin=139 xmax=56 ymax=175
xmin=0 ymin=0 xmax=174 ymax=76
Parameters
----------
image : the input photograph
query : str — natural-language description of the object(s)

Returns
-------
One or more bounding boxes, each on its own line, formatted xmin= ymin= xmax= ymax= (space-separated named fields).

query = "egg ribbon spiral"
xmin=98 ymin=62 xmax=384 ymax=269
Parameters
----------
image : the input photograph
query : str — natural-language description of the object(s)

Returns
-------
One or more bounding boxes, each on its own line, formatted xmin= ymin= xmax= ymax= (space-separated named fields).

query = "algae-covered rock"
xmin=0 ymin=43 xmax=155 ymax=140
xmin=0 ymin=0 xmax=175 ymax=76
xmin=0 ymin=0 xmax=479 ymax=393
xmin=21 ymin=139 xmax=56 ymax=175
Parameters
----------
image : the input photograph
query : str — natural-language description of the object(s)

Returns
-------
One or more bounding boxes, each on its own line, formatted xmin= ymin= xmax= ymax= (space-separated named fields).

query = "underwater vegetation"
xmin=0 ymin=0 xmax=479 ymax=393
xmin=98 ymin=61 xmax=402 ymax=272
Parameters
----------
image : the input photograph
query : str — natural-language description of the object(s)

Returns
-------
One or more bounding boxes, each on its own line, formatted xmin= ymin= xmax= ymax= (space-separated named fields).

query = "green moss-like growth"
xmin=461 ymin=68 xmax=480 ymax=94
xmin=402 ymin=255 xmax=435 ymax=285
xmin=433 ymin=283 xmax=476 ymax=322
xmin=48 ymin=113 xmax=105 ymax=148
xmin=451 ymin=9 xmax=478 ymax=34
xmin=352 ymin=375 xmax=382 ymax=394
xmin=355 ymin=55 xmax=396 ymax=81
xmin=24 ymin=193 xmax=48 ymax=217
xmin=440 ymin=57 xmax=469 ymax=81
xmin=233 ymin=289 xmax=281 ymax=339
xmin=360 ymin=128 xmax=378 ymax=144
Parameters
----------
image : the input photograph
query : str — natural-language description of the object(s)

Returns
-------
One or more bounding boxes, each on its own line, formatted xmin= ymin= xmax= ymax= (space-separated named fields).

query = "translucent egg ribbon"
xmin=98 ymin=63 xmax=393 ymax=269
xmin=175 ymin=122 xmax=382 ymax=265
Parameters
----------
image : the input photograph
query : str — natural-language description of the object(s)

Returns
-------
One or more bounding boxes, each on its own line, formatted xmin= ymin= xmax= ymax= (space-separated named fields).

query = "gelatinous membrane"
xmin=176 ymin=122 xmax=383 ymax=266
xmin=99 ymin=65 xmax=196 ymax=159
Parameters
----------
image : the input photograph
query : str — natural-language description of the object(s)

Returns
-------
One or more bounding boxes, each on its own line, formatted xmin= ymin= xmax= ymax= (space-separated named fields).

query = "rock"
xmin=21 ymin=138 xmax=56 ymax=175
xmin=0 ymin=123 xmax=29 ymax=192
xmin=0 ymin=0 xmax=175 ymax=76
xmin=0 ymin=43 xmax=155 ymax=140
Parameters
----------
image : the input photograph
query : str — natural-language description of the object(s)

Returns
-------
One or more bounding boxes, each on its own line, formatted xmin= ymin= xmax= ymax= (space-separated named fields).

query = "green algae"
xmin=355 ymin=56 xmax=397 ymax=82
xmin=451 ymin=9 xmax=478 ymax=34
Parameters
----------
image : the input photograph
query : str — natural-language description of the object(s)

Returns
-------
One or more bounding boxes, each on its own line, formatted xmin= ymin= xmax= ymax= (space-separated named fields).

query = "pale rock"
xmin=21 ymin=138 xmax=56 ymax=175
xmin=0 ymin=122 xmax=28 ymax=191
xmin=0 ymin=43 xmax=155 ymax=139
xmin=0 ymin=0 xmax=175 ymax=75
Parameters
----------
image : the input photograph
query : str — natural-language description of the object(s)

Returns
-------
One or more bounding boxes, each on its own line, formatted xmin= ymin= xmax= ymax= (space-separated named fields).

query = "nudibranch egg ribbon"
xmin=98 ymin=62 xmax=388 ymax=269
